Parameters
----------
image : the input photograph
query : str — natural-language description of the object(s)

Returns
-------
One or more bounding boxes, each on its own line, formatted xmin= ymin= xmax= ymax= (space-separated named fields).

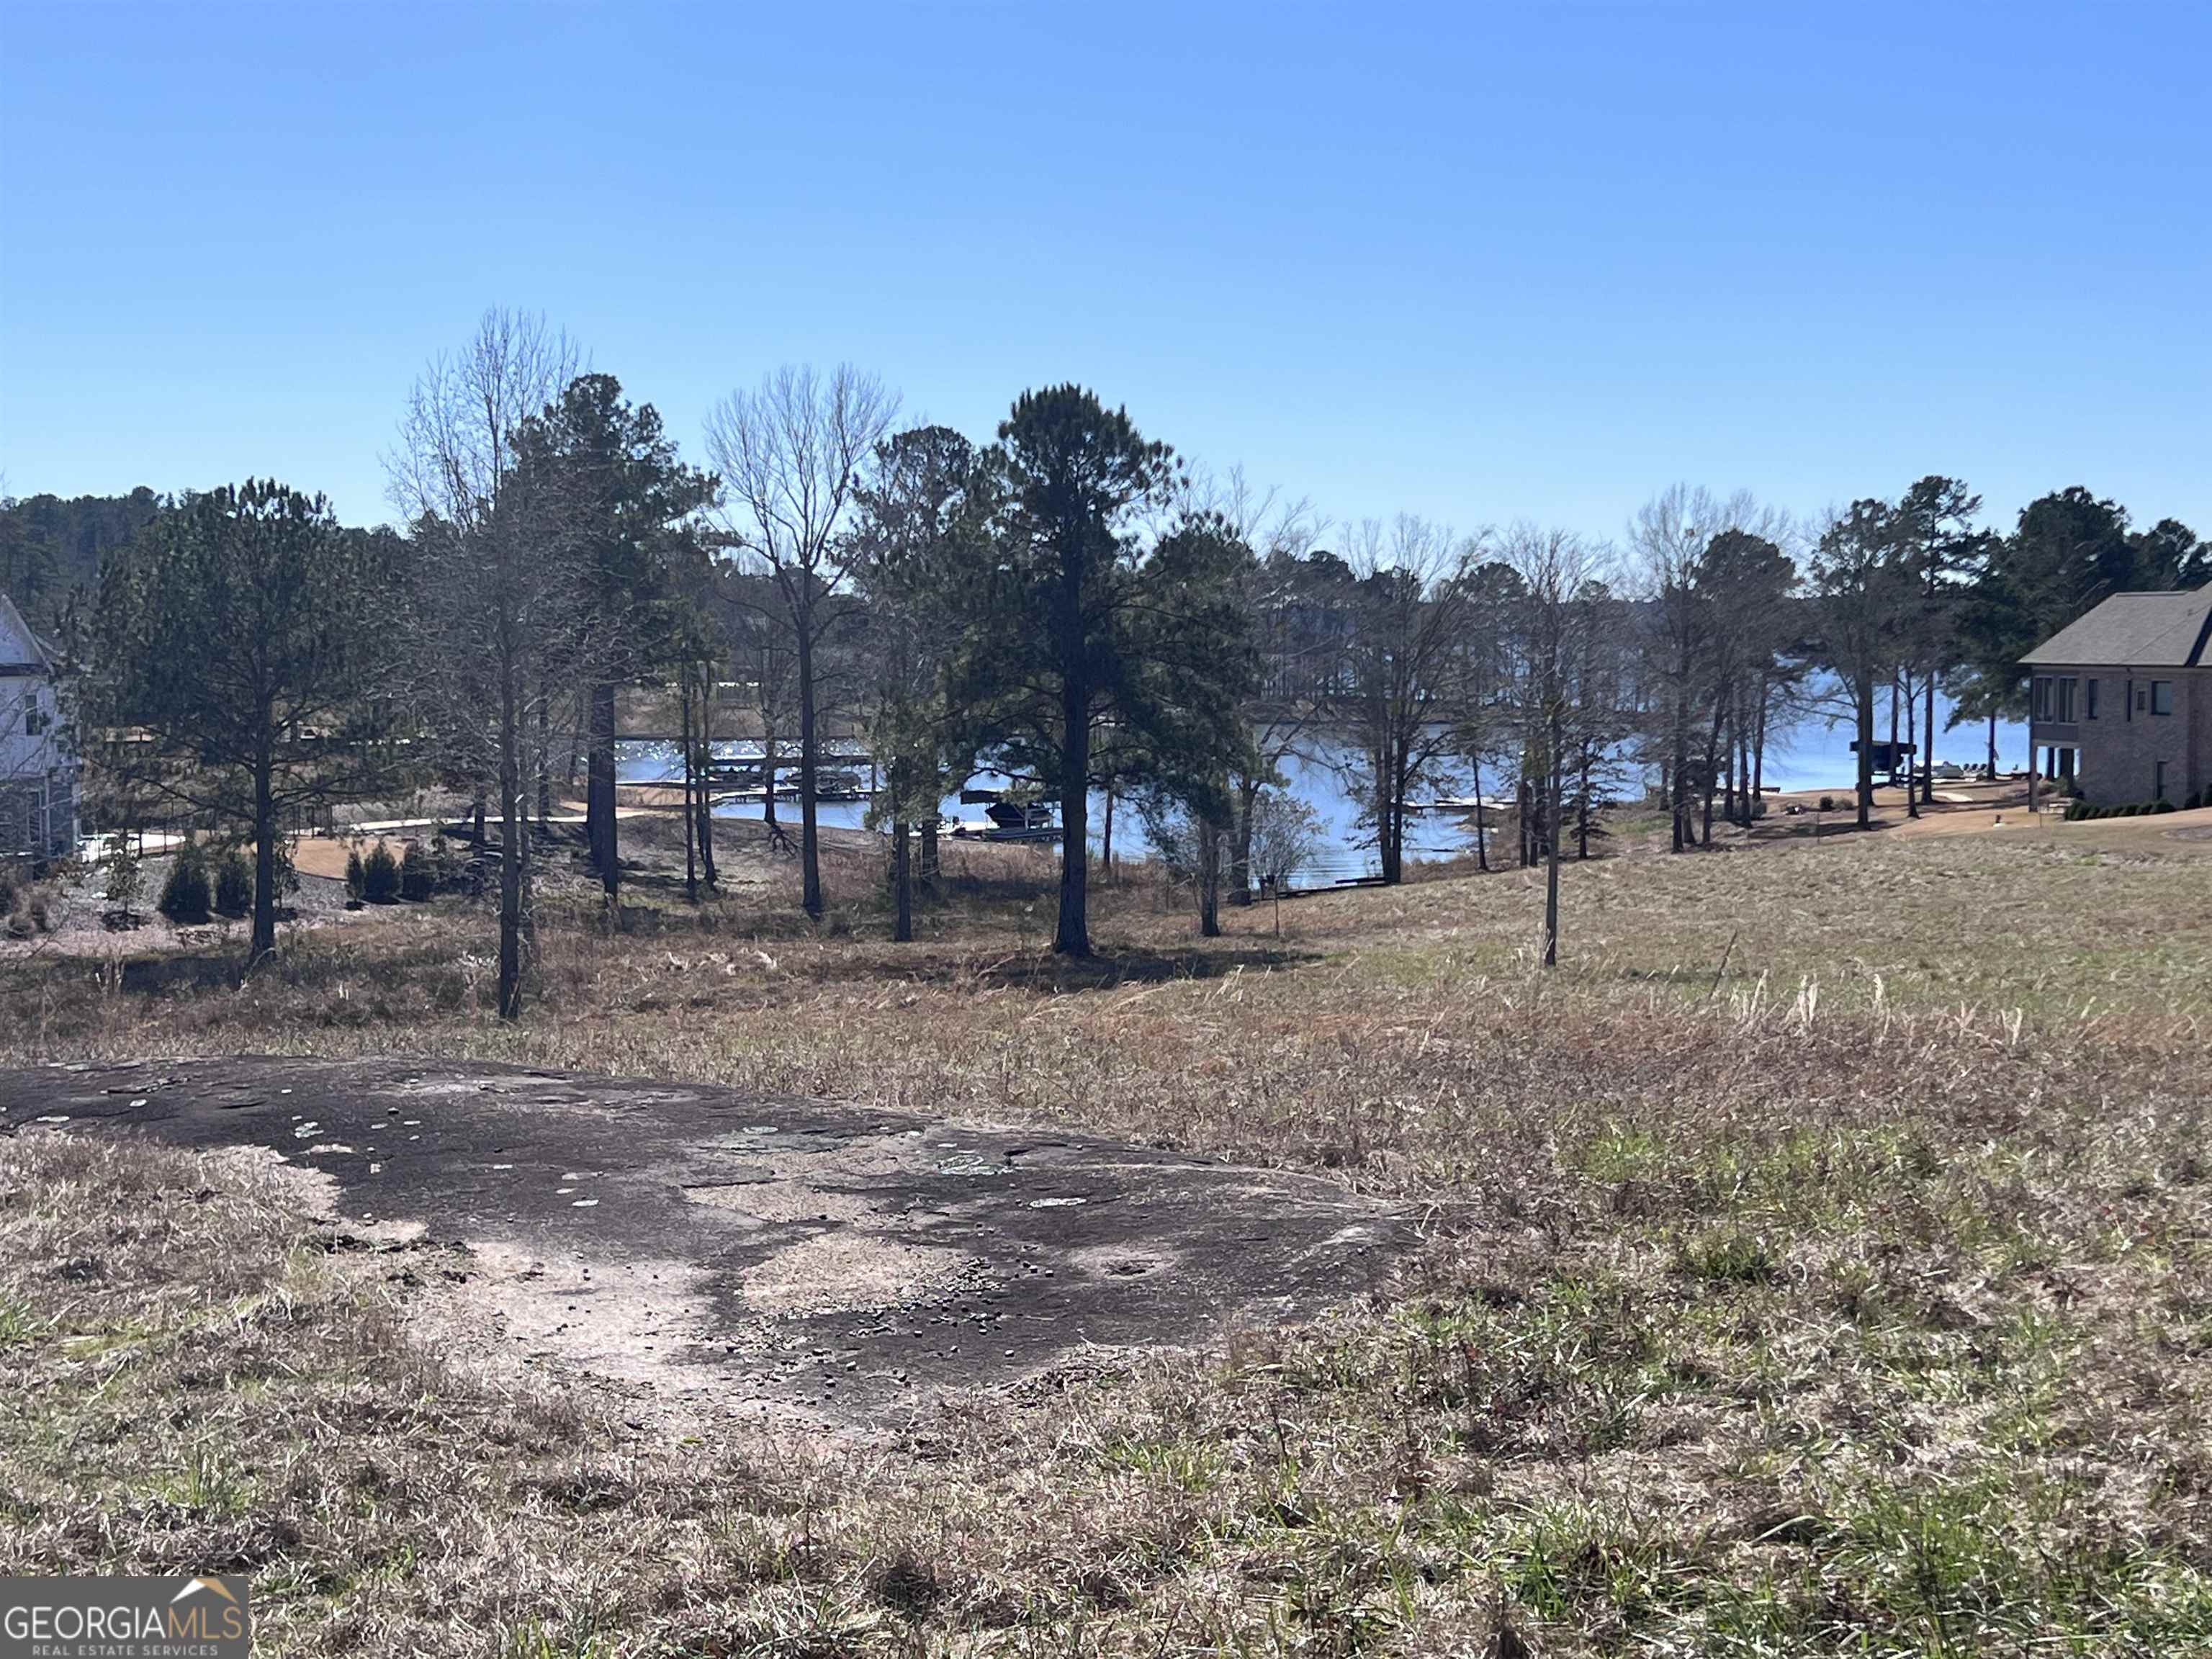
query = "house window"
xmin=2085 ymin=678 xmax=2098 ymax=719
xmin=24 ymin=704 xmax=48 ymax=737
xmin=2056 ymin=676 xmax=2077 ymax=722
xmin=2155 ymin=760 xmax=2170 ymax=801
xmin=2150 ymin=680 xmax=2175 ymax=716
xmin=2136 ymin=683 xmax=2149 ymax=714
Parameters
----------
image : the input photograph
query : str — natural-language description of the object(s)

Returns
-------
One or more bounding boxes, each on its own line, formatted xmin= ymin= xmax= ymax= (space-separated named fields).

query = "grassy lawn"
xmin=4 ymin=822 xmax=2211 ymax=1653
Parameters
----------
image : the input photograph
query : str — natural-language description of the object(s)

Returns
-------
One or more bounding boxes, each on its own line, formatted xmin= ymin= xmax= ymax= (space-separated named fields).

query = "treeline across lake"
xmin=45 ymin=308 xmax=2208 ymax=1015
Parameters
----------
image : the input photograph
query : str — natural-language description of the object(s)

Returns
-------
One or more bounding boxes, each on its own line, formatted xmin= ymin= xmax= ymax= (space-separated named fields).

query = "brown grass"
xmin=4 ymin=824 xmax=2211 ymax=1653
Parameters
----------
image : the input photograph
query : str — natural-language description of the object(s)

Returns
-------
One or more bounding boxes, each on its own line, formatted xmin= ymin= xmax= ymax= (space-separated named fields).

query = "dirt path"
xmin=0 ymin=1058 xmax=1411 ymax=1429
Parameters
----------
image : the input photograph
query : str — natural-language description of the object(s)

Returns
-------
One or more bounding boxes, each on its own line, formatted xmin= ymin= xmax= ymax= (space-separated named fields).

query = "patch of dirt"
xmin=739 ymin=1231 xmax=972 ymax=1316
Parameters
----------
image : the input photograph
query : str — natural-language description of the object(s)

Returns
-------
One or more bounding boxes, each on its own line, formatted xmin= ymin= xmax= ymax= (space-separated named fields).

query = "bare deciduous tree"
xmin=1190 ymin=467 xmax=1329 ymax=903
xmin=1501 ymin=525 xmax=1606 ymax=966
xmin=1626 ymin=485 xmax=1789 ymax=851
xmin=387 ymin=307 xmax=584 ymax=1020
xmin=1338 ymin=517 xmax=1477 ymax=886
xmin=703 ymin=365 xmax=898 ymax=920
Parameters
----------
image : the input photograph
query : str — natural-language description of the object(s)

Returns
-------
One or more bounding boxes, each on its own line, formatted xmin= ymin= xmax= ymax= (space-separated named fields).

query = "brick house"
xmin=0 ymin=590 xmax=80 ymax=862
xmin=2023 ymin=583 xmax=2212 ymax=807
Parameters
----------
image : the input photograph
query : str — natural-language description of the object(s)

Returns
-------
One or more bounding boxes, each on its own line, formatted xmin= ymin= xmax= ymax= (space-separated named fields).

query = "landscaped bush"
xmin=361 ymin=841 xmax=401 ymax=904
xmin=345 ymin=845 xmax=367 ymax=900
xmin=2153 ymin=799 xmax=2177 ymax=814
xmin=399 ymin=841 xmax=434 ymax=902
xmin=214 ymin=850 xmax=252 ymax=917
xmin=6 ymin=881 xmax=55 ymax=938
xmin=156 ymin=840 xmax=212 ymax=922
xmin=1817 ymin=796 xmax=1837 ymax=812
xmin=2 ymin=866 xmax=53 ymax=938
xmin=102 ymin=834 xmax=142 ymax=927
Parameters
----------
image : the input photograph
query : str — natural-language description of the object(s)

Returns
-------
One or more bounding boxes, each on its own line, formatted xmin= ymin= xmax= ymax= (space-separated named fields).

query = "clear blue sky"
xmin=4 ymin=1 xmax=2207 ymax=544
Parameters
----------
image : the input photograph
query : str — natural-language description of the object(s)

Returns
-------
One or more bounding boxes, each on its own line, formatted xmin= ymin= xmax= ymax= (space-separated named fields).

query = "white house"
xmin=0 ymin=590 xmax=79 ymax=862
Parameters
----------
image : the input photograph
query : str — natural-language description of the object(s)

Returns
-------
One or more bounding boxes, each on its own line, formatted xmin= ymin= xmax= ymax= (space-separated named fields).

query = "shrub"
xmin=345 ymin=845 xmax=367 ymax=900
xmin=102 ymin=833 xmax=142 ymax=925
xmin=157 ymin=840 xmax=212 ymax=923
xmin=2153 ymin=799 xmax=2177 ymax=814
xmin=1817 ymin=796 xmax=1836 ymax=813
xmin=361 ymin=841 xmax=401 ymax=904
xmin=2064 ymin=801 xmax=2086 ymax=822
xmin=214 ymin=850 xmax=253 ymax=917
xmin=4 ymin=873 xmax=56 ymax=937
xmin=399 ymin=841 xmax=434 ymax=902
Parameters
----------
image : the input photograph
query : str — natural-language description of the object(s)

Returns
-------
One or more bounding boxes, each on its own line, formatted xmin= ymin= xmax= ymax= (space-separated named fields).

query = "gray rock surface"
xmin=0 ymin=1058 xmax=1411 ymax=1425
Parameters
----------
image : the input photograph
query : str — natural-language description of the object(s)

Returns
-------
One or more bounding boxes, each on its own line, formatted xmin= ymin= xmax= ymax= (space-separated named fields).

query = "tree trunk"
xmin=1904 ymin=673 xmax=1921 ymax=819
xmin=589 ymin=679 xmax=618 ymax=899
xmin=1100 ymin=787 xmax=1115 ymax=882
xmin=498 ymin=643 xmax=524 ymax=1022
xmin=1856 ymin=668 xmax=1876 ymax=831
xmin=1055 ymin=677 xmax=1091 ymax=956
xmin=682 ymin=679 xmax=698 ymax=904
xmin=1887 ymin=674 xmax=1902 ymax=797
xmin=919 ymin=817 xmax=937 ymax=884
xmin=1722 ymin=698 xmax=1737 ymax=828
xmin=1923 ymin=671 xmax=1938 ymax=806
xmin=760 ymin=716 xmax=778 ymax=836
xmin=1472 ymin=754 xmax=1488 ymax=872
xmin=1377 ymin=739 xmax=1404 ymax=885
xmin=796 ymin=621 xmax=822 ymax=920
xmin=892 ymin=819 xmax=912 ymax=943
xmin=1229 ymin=777 xmax=1257 ymax=904
xmin=760 ymin=724 xmax=778 ymax=831
xmin=1197 ymin=814 xmax=1222 ymax=938
xmin=1578 ymin=751 xmax=1592 ymax=859
xmin=1701 ymin=700 xmax=1724 ymax=846
xmin=1544 ymin=714 xmax=1562 ymax=968
xmin=1752 ymin=691 xmax=1767 ymax=804
xmin=251 ymin=740 xmax=277 ymax=966
xmin=695 ymin=671 xmax=716 ymax=887
xmin=1516 ymin=769 xmax=1531 ymax=869
xmin=1987 ymin=711 xmax=1998 ymax=778
xmin=537 ymin=696 xmax=552 ymax=827
xmin=1669 ymin=678 xmax=1691 ymax=853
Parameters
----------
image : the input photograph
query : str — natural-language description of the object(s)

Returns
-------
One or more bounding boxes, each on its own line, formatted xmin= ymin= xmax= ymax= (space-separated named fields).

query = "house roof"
xmin=0 ymin=590 xmax=56 ymax=676
xmin=2021 ymin=584 xmax=2212 ymax=669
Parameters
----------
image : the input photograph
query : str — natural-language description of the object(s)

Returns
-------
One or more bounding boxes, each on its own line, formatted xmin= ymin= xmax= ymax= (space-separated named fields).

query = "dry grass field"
xmin=4 ymin=817 xmax=2211 ymax=1655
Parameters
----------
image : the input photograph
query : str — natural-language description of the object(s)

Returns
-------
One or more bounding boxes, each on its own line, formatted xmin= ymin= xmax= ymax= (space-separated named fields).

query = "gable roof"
xmin=0 ymin=591 xmax=56 ymax=675
xmin=2021 ymin=583 xmax=2212 ymax=669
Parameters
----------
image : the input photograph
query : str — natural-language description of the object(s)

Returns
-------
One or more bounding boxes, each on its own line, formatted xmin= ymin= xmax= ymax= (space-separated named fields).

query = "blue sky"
xmin=4 ymin=1 xmax=2207 ymax=544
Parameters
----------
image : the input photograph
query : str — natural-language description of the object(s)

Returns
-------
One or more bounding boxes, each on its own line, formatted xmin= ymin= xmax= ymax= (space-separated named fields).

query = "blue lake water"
xmin=619 ymin=685 xmax=2026 ymax=885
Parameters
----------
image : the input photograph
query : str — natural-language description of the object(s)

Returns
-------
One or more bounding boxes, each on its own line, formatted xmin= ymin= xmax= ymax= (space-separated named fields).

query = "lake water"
xmin=618 ymin=685 xmax=2026 ymax=886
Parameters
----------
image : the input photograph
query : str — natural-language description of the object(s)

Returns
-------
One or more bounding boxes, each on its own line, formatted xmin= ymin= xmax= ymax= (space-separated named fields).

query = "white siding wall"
xmin=0 ymin=599 xmax=78 ymax=858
